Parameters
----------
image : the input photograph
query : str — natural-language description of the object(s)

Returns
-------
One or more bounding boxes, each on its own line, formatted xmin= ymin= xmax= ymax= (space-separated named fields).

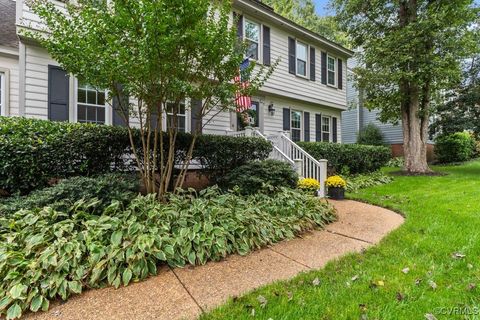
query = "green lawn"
xmin=201 ymin=160 xmax=480 ymax=320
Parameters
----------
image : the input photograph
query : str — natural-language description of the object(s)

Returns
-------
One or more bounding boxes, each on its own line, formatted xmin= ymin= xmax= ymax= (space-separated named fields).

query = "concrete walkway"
xmin=25 ymin=200 xmax=404 ymax=320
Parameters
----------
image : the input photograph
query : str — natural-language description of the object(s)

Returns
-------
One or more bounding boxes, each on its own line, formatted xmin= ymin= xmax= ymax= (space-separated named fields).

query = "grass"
xmin=201 ymin=160 xmax=480 ymax=320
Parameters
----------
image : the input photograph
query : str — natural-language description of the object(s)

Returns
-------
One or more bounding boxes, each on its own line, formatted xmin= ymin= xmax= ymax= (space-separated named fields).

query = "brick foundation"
xmin=390 ymin=143 xmax=435 ymax=162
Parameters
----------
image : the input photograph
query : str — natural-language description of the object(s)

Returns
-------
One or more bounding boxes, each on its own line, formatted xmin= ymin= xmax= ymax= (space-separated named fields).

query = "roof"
xmin=0 ymin=0 xmax=18 ymax=49
xmin=239 ymin=0 xmax=353 ymax=57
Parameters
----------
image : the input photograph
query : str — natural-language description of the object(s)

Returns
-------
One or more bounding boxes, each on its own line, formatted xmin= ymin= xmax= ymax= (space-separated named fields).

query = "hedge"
xmin=0 ymin=117 xmax=272 ymax=194
xmin=297 ymin=142 xmax=391 ymax=174
xmin=435 ymin=132 xmax=476 ymax=163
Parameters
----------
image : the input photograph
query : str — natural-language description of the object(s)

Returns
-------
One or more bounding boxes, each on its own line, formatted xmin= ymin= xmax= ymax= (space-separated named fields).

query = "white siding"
xmin=0 ymin=54 xmax=20 ymax=116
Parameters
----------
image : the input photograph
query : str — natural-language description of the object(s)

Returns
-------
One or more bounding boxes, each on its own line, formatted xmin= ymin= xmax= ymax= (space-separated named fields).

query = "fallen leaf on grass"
xmin=312 ymin=278 xmax=320 ymax=286
xmin=402 ymin=267 xmax=410 ymax=274
xmin=468 ymin=283 xmax=476 ymax=291
xmin=257 ymin=295 xmax=267 ymax=308
xmin=351 ymin=275 xmax=359 ymax=282
xmin=377 ymin=280 xmax=385 ymax=286
xmin=428 ymin=280 xmax=437 ymax=290
xmin=396 ymin=292 xmax=404 ymax=301
xmin=287 ymin=291 xmax=293 ymax=301
xmin=415 ymin=278 xmax=422 ymax=286
xmin=467 ymin=263 xmax=474 ymax=269
xmin=452 ymin=252 xmax=466 ymax=259
xmin=424 ymin=313 xmax=437 ymax=320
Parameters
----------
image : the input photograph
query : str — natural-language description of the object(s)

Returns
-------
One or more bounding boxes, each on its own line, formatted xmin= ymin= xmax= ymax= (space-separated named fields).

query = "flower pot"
xmin=328 ymin=187 xmax=345 ymax=200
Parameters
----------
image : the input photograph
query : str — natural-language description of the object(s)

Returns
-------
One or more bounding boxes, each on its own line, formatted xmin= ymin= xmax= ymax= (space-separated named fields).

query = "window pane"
xmin=297 ymin=60 xmax=306 ymax=76
xmin=87 ymin=106 xmax=97 ymax=122
xmin=77 ymin=104 xmax=87 ymax=122
xmin=87 ymin=90 xmax=96 ymax=104
xmin=292 ymin=129 xmax=301 ymax=142
xmin=296 ymin=42 xmax=307 ymax=60
xmin=179 ymin=104 xmax=185 ymax=115
xmin=97 ymin=91 xmax=105 ymax=106
xmin=77 ymin=89 xmax=86 ymax=104
xmin=323 ymin=132 xmax=329 ymax=142
xmin=246 ymin=41 xmax=258 ymax=60
xmin=328 ymin=57 xmax=335 ymax=71
xmin=178 ymin=117 xmax=186 ymax=133
xmin=245 ymin=20 xmax=259 ymax=42
xmin=291 ymin=110 xmax=302 ymax=129
xmin=97 ymin=107 xmax=105 ymax=123
xmin=328 ymin=71 xmax=335 ymax=85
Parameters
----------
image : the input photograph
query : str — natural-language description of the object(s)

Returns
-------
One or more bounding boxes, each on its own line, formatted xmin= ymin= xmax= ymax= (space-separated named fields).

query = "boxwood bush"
xmin=435 ymin=132 xmax=476 ymax=163
xmin=0 ymin=174 xmax=139 ymax=216
xmin=297 ymin=142 xmax=391 ymax=174
xmin=220 ymin=160 xmax=298 ymax=194
xmin=356 ymin=123 xmax=386 ymax=146
xmin=0 ymin=187 xmax=335 ymax=318
xmin=0 ymin=117 xmax=272 ymax=195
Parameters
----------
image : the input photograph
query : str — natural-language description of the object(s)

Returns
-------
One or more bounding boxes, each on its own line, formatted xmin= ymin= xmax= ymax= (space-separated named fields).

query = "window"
xmin=166 ymin=101 xmax=186 ymax=132
xmin=237 ymin=101 xmax=259 ymax=130
xmin=291 ymin=110 xmax=302 ymax=142
xmin=77 ymin=82 xmax=106 ymax=124
xmin=0 ymin=72 xmax=4 ymax=115
xmin=322 ymin=116 xmax=330 ymax=142
xmin=296 ymin=41 xmax=307 ymax=77
xmin=245 ymin=19 xmax=260 ymax=60
xmin=327 ymin=55 xmax=336 ymax=86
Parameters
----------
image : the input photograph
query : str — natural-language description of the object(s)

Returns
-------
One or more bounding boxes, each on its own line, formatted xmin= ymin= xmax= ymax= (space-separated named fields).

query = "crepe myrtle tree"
xmin=332 ymin=0 xmax=479 ymax=173
xmin=26 ymin=0 xmax=275 ymax=199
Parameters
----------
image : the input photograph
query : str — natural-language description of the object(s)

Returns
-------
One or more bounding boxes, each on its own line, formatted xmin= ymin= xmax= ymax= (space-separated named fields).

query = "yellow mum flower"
xmin=297 ymin=178 xmax=321 ymax=191
xmin=326 ymin=175 xmax=346 ymax=188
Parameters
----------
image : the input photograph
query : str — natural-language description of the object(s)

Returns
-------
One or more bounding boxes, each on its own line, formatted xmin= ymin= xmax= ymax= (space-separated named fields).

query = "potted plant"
xmin=297 ymin=177 xmax=321 ymax=196
xmin=326 ymin=175 xmax=346 ymax=200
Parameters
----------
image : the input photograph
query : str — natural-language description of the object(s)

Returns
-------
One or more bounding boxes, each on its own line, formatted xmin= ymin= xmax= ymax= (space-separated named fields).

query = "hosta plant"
xmin=0 ymin=186 xmax=335 ymax=319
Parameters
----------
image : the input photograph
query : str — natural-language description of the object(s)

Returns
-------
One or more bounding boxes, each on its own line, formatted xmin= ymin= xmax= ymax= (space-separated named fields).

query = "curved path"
xmin=25 ymin=200 xmax=404 ymax=320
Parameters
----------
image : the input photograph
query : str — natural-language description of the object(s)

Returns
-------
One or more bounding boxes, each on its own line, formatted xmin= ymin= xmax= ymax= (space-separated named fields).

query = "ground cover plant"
xmin=0 ymin=174 xmax=139 ymax=216
xmin=201 ymin=160 xmax=480 ymax=320
xmin=0 ymin=187 xmax=335 ymax=319
xmin=343 ymin=171 xmax=393 ymax=193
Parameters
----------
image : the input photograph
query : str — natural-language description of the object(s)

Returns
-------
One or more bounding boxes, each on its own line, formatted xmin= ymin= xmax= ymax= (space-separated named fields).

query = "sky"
xmin=313 ymin=0 xmax=334 ymax=16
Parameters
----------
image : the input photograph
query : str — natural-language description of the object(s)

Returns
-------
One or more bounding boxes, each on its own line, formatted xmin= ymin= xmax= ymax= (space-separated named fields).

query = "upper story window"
xmin=77 ymin=82 xmax=106 ymax=124
xmin=245 ymin=19 xmax=260 ymax=60
xmin=166 ymin=101 xmax=186 ymax=133
xmin=327 ymin=55 xmax=336 ymax=86
xmin=296 ymin=42 xmax=308 ymax=77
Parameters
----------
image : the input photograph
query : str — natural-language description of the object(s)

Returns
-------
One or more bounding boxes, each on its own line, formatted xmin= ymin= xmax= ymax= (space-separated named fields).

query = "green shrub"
xmin=342 ymin=171 xmax=393 ymax=193
xmin=0 ymin=187 xmax=335 ymax=318
xmin=386 ymin=157 xmax=404 ymax=168
xmin=434 ymin=132 xmax=475 ymax=163
xmin=357 ymin=123 xmax=386 ymax=146
xmin=221 ymin=160 xmax=298 ymax=194
xmin=297 ymin=142 xmax=391 ymax=174
xmin=0 ymin=174 xmax=139 ymax=216
xmin=0 ymin=117 xmax=133 ymax=195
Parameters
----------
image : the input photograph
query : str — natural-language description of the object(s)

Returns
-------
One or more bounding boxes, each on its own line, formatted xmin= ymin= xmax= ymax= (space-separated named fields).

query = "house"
xmin=342 ymin=57 xmax=435 ymax=160
xmin=1 ymin=0 xmax=353 ymax=194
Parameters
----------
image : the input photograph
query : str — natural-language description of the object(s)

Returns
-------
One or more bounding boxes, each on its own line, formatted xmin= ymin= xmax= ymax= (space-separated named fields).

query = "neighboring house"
xmin=342 ymin=57 xmax=434 ymax=160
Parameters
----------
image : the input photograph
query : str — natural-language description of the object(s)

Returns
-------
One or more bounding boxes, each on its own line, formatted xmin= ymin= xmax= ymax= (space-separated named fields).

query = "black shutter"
xmin=332 ymin=117 xmax=338 ymax=143
xmin=304 ymin=111 xmax=310 ymax=141
xmin=321 ymin=51 xmax=327 ymax=85
xmin=191 ymin=98 xmax=203 ymax=134
xmin=283 ymin=108 xmax=290 ymax=130
xmin=112 ymin=84 xmax=129 ymax=126
xmin=315 ymin=113 xmax=322 ymax=142
xmin=288 ymin=37 xmax=296 ymax=74
xmin=337 ymin=58 xmax=343 ymax=89
xmin=48 ymin=65 xmax=69 ymax=121
xmin=309 ymin=47 xmax=316 ymax=81
xmin=263 ymin=25 xmax=271 ymax=66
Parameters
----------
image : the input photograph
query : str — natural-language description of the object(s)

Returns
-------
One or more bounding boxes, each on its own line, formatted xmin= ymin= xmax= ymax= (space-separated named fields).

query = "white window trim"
xmin=243 ymin=17 xmax=262 ymax=62
xmin=73 ymin=78 xmax=112 ymax=125
xmin=291 ymin=109 xmax=303 ymax=141
xmin=0 ymin=69 xmax=10 ymax=116
xmin=322 ymin=115 xmax=331 ymax=142
xmin=327 ymin=54 xmax=337 ymax=87
xmin=295 ymin=40 xmax=309 ymax=78
xmin=165 ymin=100 xmax=189 ymax=133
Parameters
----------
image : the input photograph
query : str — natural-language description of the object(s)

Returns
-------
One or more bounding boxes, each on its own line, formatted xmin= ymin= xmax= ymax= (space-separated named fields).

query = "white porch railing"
xmin=228 ymin=127 xmax=327 ymax=197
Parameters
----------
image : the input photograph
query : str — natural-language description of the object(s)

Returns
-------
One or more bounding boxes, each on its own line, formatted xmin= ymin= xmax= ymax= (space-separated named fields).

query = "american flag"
xmin=234 ymin=59 xmax=252 ymax=112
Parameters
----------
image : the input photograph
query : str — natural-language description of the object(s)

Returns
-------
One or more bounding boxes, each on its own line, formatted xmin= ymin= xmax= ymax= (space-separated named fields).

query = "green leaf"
xmin=41 ymin=298 xmax=49 ymax=312
xmin=6 ymin=303 xmax=21 ymax=320
xmin=68 ymin=281 xmax=82 ymax=294
xmin=188 ymin=252 xmax=196 ymax=265
xmin=0 ymin=296 xmax=12 ymax=311
xmin=30 ymin=295 xmax=43 ymax=312
xmin=122 ymin=268 xmax=132 ymax=286
xmin=154 ymin=251 xmax=166 ymax=261
xmin=110 ymin=231 xmax=123 ymax=246
xmin=9 ymin=284 xmax=27 ymax=300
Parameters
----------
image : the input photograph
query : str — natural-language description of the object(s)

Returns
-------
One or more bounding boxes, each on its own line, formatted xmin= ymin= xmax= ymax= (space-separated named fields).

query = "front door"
xmin=231 ymin=101 xmax=260 ymax=131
